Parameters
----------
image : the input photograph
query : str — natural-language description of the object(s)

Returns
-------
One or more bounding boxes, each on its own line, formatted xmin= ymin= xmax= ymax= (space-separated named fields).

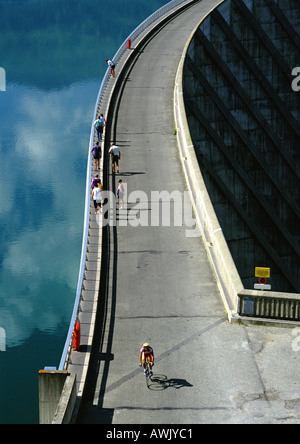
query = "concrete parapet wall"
xmin=39 ymin=370 xmax=77 ymax=424
xmin=236 ymin=290 xmax=300 ymax=326
xmin=52 ymin=373 xmax=77 ymax=424
xmin=174 ymin=80 xmax=243 ymax=321
xmin=174 ymin=0 xmax=243 ymax=322
xmin=174 ymin=0 xmax=300 ymax=327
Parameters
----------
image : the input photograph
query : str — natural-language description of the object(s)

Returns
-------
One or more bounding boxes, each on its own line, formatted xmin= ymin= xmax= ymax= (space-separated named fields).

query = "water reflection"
xmin=0 ymin=80 xmax=98 ymax=347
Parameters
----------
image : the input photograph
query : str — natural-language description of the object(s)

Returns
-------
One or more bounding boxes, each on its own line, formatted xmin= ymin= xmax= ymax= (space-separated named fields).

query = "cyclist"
xmin=139 ymin=343 xmax=154 ymax=376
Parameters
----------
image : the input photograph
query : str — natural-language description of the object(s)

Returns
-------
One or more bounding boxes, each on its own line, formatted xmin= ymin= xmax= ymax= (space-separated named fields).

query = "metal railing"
xmin=58 ymin=0 xmax=195 ymax=371
xmin=91 ymin=0 xmax=196 ymax=116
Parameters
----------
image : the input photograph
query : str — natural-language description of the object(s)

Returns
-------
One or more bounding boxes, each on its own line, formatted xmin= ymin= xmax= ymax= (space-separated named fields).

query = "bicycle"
xmin=142 ymin=357 xmax=153 ymax=387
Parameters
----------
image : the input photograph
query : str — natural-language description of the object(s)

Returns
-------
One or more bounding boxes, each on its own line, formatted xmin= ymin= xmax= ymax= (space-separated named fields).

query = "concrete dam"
xmin=183 ymin=0 xmax=300 ymax=293
xmin=40 ymin=0 xmax=300 ymax=425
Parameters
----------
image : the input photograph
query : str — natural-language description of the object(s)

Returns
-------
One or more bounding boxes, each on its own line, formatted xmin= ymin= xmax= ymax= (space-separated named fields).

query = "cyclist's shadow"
xmin=147 ymin=374 xmax=193 ymax=391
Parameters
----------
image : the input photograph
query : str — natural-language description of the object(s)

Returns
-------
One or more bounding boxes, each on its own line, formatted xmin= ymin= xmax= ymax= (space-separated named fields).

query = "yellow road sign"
xmin=255 ymin=267 xmax=270 ymax=278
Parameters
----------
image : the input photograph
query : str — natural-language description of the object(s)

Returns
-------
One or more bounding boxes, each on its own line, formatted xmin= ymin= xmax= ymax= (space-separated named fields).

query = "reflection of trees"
xmin=0 ymin=0 xmax=166 ymax=89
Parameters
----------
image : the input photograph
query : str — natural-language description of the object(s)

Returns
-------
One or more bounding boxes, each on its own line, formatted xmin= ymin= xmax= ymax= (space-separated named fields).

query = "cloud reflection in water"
xmin=0 ymin=79 xmax=98 ymax=347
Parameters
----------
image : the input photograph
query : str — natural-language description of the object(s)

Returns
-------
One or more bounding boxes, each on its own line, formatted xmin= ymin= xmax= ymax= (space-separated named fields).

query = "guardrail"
xmin=58 ymin=0 xmax=196 ymax=371
xmin=238 ymin=290 xmax=300 ymax=322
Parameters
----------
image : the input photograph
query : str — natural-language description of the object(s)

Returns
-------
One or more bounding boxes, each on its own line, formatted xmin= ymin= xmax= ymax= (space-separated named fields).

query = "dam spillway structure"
xmin=182 ymin=0 xmax=300 ymax=301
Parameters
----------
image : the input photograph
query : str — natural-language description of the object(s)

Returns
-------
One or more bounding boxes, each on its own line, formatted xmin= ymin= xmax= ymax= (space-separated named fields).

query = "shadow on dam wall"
xmin=183 ymin=0 xmax=300 ymax=293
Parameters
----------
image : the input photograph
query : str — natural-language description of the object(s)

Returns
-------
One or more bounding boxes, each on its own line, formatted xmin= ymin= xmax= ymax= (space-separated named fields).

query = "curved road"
xmin=76 ymin=0 xmax=300 ymax=425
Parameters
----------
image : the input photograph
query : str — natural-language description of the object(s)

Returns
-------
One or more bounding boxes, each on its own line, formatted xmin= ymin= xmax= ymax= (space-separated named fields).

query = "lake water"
xmin=0 ymin=0 xmax=170 ymax=424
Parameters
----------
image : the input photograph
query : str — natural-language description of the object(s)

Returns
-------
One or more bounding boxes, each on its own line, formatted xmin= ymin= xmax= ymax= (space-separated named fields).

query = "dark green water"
xmin=0 ymin=0 xmax=170 ymax=424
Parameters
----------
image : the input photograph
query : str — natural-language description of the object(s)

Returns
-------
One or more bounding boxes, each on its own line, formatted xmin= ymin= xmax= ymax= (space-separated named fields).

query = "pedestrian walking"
xmin=90 ymin=141 xmax=102 ymax=170
xmin=99 ymin=113 xmax=105 ymax=139
xmin=91 ymin=174 xmax=100 ymax=189
xmin=117 ymin=179 xmax=124 ymax=210
xmin=94 ymin=115 xmax=103 ymax=141
xmin=94 ymin=114 xmax=105 ymax=141
xmin=92 ymin=181 xmax=103 ymax=215
xmin=106 ymin=59 xmax=115 ymax=77
xmin=108 ymin=142 xmax=121 ymax=173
